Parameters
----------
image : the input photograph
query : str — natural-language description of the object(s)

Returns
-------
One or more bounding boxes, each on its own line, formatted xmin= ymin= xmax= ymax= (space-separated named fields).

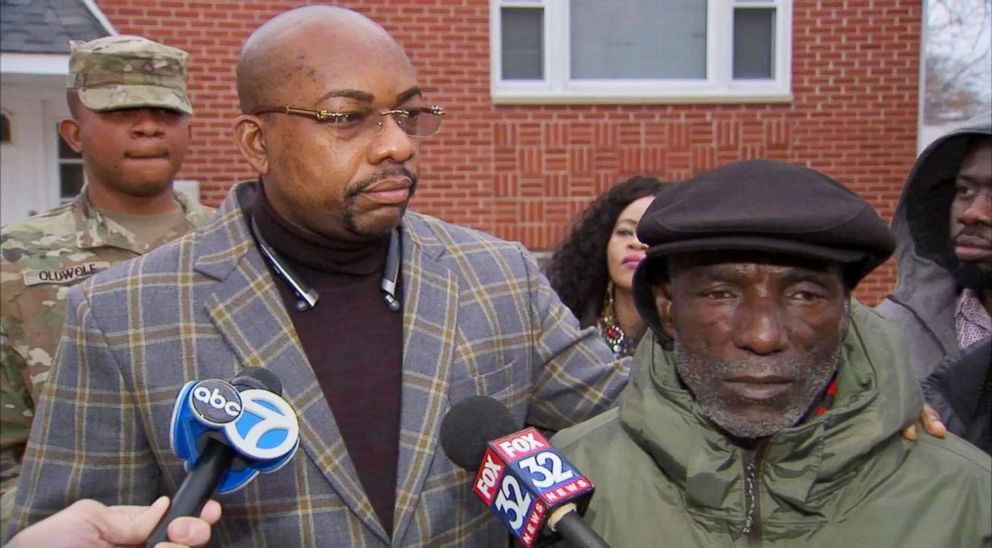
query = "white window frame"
xmin=490 ymin=0 xmax=792 ymax=104
xmin=54 ymin=120 xmax=86 ymax=203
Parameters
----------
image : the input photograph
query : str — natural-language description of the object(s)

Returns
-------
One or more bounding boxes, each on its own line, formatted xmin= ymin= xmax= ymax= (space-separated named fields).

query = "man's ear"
xmin=58 ymin=118 xmax=83 ymax=154
xmin=840 ymin=296 xmax=852 ymax=333
xmin=233 ymin=115 xmax=268 ymax=175
xmin=653 ymin=281 xmax=676 ymax=338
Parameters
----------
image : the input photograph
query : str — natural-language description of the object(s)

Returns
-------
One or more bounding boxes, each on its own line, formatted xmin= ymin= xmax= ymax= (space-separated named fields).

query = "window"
xmin=0 ymin=113 xmax=10 ymax=144
xmin=57 ymin=128 xmax=84 ymax=201
xmin=491 ymin=0 xmax=791 ymax=103
xmin=502 ymin=8 xmax=544 ymax=79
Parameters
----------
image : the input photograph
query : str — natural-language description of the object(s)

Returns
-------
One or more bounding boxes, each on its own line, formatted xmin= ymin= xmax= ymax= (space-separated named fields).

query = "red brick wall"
xmin=95 ymin=0 xmax=921 ymax=304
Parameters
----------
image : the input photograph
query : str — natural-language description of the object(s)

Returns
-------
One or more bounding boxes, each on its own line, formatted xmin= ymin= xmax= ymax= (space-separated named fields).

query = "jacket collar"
xmin=194 ymin=181 xmax=449 ymax=281
xmin=619 ymin=301 xmax=921 ymax=513
xmin=72 ymin=185 xmax=212 ymax=252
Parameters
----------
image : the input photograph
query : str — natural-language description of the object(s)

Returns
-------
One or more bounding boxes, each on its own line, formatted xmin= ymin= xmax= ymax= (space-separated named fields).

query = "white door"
xmin=0 ymin=81 xmax=71 ymax=226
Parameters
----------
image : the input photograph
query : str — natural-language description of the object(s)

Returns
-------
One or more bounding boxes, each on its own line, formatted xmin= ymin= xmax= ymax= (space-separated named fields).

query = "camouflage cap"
xmin=68 ymin=35 xmax=192 ymax=114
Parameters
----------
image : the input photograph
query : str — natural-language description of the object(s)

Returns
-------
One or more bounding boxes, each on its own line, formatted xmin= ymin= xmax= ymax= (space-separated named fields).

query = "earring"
xmin=601 ymin=280 xmax=616 ymax=321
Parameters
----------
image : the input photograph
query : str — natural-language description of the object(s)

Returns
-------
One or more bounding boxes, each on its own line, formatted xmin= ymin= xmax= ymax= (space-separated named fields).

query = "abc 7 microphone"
xmin=440 ymin=396 xmax=609 ymax=548
xmin=145 ymin=368 xmax=300 ymax=546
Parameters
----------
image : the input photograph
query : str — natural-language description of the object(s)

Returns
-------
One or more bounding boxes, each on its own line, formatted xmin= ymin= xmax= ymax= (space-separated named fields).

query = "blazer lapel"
xmin=391 ymin=216 xmax=460 ymax=543
xmin=194 ymin=187 xmax=388 ymax=541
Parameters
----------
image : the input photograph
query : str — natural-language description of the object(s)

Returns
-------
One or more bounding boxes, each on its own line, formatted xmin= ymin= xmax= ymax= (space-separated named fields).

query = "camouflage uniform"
xmin=69 ymin=35 xmax=192 ymax=114
xmin=0 ymin=35 xmax=203 ymax=525
xmin=0 ymin=191 xmax=213 ymax=517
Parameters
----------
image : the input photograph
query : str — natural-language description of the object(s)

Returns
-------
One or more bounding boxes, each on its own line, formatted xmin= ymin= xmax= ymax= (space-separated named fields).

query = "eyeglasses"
xmin=252 ymin=104 xmax=445 ymax=138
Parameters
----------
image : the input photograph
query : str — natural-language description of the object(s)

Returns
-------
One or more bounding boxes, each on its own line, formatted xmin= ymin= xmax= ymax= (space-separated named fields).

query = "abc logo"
xmin=190 ymin=379 xmax=243 ymax=426
xmin=223 ymin=389 xmax=300 ymax=461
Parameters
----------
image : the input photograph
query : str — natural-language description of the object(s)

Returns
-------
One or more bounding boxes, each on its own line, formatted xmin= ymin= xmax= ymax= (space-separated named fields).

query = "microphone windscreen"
xmin=440 ymin=396 xmax=518 ymax=471
xmin=231 ymin=368 xmax=282 ymax=395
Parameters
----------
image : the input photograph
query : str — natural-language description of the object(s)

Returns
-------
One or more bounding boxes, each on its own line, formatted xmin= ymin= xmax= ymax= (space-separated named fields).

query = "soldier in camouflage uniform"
xmin=0 ymin=35 xmax=214 ymax=526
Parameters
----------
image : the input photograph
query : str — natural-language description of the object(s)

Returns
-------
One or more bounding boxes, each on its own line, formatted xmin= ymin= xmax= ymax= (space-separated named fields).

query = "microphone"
xmin=145 ymin=368 xmax=300 ymax=546
xmin=440 ymin=396 xmax=609 ymax=548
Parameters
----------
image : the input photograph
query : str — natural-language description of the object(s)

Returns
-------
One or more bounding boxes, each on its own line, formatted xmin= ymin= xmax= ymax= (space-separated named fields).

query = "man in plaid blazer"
xmin=7 ymin=6 xmax=628 ymax=546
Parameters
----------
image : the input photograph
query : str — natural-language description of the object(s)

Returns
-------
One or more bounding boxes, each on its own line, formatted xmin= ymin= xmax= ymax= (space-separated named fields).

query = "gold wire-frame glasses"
xmin=252 ymin=105 xmax=445 ymax=137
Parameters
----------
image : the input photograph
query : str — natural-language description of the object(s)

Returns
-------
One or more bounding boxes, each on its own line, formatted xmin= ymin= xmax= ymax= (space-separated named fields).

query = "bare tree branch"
xmin=924 ymin=0 xmax=992 ymax=123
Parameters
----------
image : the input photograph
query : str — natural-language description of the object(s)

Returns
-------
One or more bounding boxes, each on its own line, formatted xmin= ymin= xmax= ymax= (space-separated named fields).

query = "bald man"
xmin=8 ymin=6 xmax=629 ymax=545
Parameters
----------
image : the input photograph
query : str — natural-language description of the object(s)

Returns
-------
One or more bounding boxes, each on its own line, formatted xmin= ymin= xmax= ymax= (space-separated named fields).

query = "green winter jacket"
xmin=554 ymin=303 xmax=991 ymax=547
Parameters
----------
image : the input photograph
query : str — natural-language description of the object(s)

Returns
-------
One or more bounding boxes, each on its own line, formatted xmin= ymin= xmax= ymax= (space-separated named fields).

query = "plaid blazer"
xmin=10 ymin=183 xmax=628 ymax=546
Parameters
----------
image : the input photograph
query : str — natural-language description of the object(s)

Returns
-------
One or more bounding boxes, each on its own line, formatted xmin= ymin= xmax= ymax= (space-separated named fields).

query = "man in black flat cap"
xmin=553 ymin=159 xmax=991 ymax=547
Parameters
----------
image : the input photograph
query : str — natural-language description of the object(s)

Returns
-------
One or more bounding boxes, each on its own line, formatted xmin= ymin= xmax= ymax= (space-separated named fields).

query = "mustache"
xmin=951 ymin=228 xmax=992 ymax=249
xmin=690 ymin=354 xmax=801 ymax=378
xmin=346 ymin=166 xmax=418 ymax=199
xmin=124 ymin=149 xmax=170 ymax=158
xmin=952 ymin=226 xmax=992 ymax=238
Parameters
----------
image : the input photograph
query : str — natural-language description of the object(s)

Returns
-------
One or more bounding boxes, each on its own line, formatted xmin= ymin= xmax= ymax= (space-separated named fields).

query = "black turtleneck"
xmin=251 ymin=185 xmax=402 ymax=535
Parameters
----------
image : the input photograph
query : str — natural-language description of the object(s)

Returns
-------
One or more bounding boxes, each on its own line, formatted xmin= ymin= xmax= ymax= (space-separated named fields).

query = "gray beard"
xmin=673 ymin=340 xmax=841 ymax=439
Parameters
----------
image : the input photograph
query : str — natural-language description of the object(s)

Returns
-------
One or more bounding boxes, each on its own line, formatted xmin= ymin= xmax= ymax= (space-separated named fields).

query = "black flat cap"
xmin=633 ymin=159 xmax=895 ymax=340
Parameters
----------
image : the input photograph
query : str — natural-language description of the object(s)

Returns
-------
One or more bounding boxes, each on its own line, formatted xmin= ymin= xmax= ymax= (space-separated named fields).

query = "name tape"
xmin=23 ymin=262 xmax=110 ymax=286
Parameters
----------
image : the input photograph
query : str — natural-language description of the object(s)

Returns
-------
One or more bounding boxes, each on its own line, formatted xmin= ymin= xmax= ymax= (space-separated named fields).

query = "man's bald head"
xmin=231 ymin=5 xmax=424 ymax=242
xmin=236 ymin=6 xmax=405 ymax=114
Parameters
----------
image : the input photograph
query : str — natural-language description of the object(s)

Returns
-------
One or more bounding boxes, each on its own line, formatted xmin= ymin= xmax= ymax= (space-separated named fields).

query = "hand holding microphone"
xmin=6 ymin=496 xmax=220 ymax=548
xmin=440 ymin=396 xmax=610 ymax=548
xmin=145 ymin=368 xmax=300 ymax=546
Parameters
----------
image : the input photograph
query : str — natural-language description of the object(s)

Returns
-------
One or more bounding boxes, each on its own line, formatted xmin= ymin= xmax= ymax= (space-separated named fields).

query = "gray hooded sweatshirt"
xmin=876 ymin=116 xmax=992 ymax=379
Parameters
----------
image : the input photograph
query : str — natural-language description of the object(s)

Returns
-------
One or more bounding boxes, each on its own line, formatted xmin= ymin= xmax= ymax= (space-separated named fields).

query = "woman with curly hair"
xmin=546 ymin=175 xmax=665 ymax=357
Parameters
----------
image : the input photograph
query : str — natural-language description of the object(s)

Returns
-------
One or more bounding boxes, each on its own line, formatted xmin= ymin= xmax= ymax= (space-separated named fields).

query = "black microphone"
xmin=145 ymin=368 xmax=300 ymax=546
xmin=440 ymin=396 xmax=610 ymax=548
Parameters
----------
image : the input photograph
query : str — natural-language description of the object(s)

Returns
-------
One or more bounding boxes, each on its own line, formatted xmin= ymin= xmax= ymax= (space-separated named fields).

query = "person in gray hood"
xmin=877 ymin=116 xmax=992 ymax=380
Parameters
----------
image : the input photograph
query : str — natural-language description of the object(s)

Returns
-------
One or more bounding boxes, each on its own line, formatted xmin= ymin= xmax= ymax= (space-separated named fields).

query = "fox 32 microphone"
xmin=145 ymin=368 xmax=300 ymax=545
xmin=440 ymin=396 xmax=609 ymax=548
